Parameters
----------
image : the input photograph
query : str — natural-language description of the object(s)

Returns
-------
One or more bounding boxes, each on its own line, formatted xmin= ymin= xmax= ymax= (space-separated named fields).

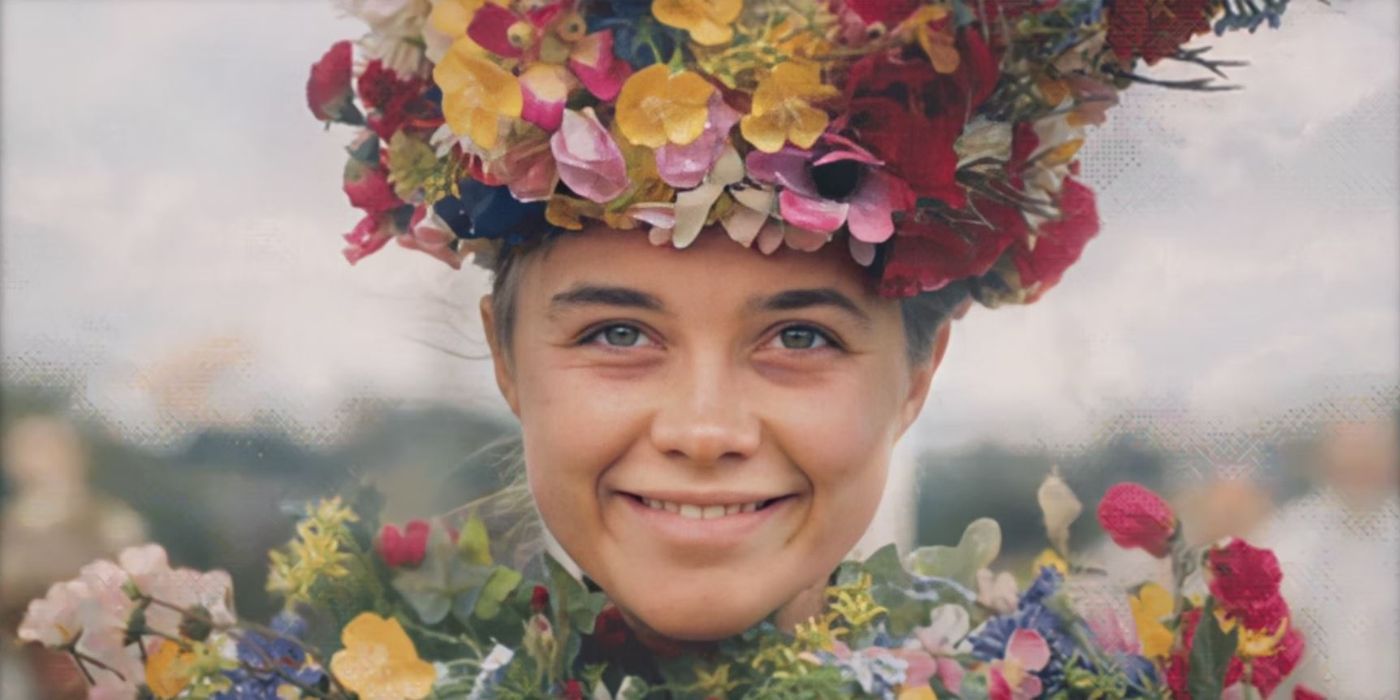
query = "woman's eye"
xmin=583 ymin=324 xmax=651 ymax=348
xmin=771 ymin=325 xmax=835 ymax=351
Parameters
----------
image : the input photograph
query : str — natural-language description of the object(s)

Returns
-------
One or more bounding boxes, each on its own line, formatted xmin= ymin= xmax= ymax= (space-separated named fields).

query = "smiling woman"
xmin=480 ymin=225 xmax=949 ymax=642
xmin=9 ymin=0 xmax=1352 ymax=697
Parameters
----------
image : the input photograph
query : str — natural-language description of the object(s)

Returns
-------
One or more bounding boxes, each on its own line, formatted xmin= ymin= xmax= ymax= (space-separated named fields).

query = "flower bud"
xmin=178 ymin=604 xmax=213 ymax=642
xmin=1095 ymin=483 xmax=1177 ymax=558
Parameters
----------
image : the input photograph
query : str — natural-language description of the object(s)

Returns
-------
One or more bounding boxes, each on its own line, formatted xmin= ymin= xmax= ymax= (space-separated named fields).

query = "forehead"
xmin=516 ymin=227 xmax=883 ymax=307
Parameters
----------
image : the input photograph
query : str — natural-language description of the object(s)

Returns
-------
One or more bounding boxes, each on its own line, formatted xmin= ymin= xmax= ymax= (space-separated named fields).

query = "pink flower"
xmin=467 ymin=4 xmax=630 ymax=132
xmin=987 ymin=629 xmax=1051 ymax=700
xmin=655 ymin=92 xmax=742 ymax=189
xmin=399 ymin=205 xmax=469 ymax=268
xmin=378 ymin=520 xmax=432 ymax=568
xmin=1096 ymin=482 xmax=1177 ymax=558
xmin=744 ymin=133 xmax=914 ymax=243
xmin=342 ymin=213 xmax=397 ymax=264
xmin=550 ymin=108 xmax=629 ymax=203
xmin=908 ymin=604 xmax=969 ymax=694
xmin=307 ymin=40 xmax=359 ymax=123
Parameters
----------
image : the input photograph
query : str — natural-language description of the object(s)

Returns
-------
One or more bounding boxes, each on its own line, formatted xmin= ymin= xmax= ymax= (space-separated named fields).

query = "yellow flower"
xmin=1129 ymin=583 xmax=1174 ymax=659
xmin=616 ymin=64 xmax=716 ymax=148
xmin=653 ymin=0 xmax=743 ymax=46
xmin=1214 ymin=608 xmax=1290 ymax=658
xmin=792 ymin=613 xmax=847 ymax=653
xmin=899 ymin=6 xmax=960 ymax=74
xmin=1032 ymin=548 xmax=1069 ymax=576
xmin=330 ymin=613 xmax=436 ymax=700
xmin=146 ymin=638 xmax=195 ymax=699
xmin=434 ymin=39 xmax=523 ymax=151
xmin=739 ymin=61 xmax=838 ymax=153
xmin=826 ymin=573 xmax=888 ymax=630
xmin=307 ymin=496 xmax=358 ymax=532
xmin=899 ymin=687 xmax=939 ymax=700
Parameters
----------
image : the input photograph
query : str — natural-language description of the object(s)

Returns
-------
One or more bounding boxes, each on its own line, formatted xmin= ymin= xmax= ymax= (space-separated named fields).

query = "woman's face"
xmin=483 ymin=227 xmax=943 ymax=640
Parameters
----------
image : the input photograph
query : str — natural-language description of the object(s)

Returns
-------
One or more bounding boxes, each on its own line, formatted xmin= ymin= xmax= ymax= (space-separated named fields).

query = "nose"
xmin=648 ymin=354 xmax=762 ymax=466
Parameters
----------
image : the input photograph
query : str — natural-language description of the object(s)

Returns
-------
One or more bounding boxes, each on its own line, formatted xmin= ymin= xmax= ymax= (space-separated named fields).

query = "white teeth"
xmin=639 ymin=497 xmax=769 ymax=518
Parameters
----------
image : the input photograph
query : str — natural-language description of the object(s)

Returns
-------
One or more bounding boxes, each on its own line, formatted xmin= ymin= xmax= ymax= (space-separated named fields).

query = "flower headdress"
xmin=310 ymin=0 xmax=1289 ymax=303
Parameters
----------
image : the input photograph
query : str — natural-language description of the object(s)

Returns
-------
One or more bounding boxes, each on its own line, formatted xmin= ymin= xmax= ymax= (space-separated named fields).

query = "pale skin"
xmin=481 ymin=225 xmax=950 ymax=645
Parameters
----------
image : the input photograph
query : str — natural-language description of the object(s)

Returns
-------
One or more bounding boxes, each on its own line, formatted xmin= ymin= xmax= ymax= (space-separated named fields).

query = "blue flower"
xmin=966 ymin=569 xmax=1078 ymax=693
xmin=433 ymin=180 xmax=550 ymax=243
xmin=214 ymin=613 xmax=324 ymax=700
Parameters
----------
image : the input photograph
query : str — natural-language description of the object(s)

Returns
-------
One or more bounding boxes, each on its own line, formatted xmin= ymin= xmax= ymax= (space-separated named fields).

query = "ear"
xmin=480 ymin=295 xmax=520 ymax=417
xmin=897 ymin=321 xmax=951 ymax=439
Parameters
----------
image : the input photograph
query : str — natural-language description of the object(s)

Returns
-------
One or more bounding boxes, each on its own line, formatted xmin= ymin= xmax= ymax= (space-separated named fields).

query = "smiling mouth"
xmin=623 ymin=494 xmax=795 ymax=520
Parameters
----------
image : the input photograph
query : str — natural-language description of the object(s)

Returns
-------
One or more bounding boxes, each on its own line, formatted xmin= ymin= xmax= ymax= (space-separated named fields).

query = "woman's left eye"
xmin=768 ymin=325 xmax=837 ymax=351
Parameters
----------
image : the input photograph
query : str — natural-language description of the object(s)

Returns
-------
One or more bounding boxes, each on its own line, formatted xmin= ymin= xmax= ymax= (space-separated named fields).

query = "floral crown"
xmin=310 ymin=0 xmax=1289 ymax=301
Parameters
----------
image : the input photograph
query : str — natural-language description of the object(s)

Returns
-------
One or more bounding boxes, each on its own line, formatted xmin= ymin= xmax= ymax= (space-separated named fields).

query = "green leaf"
xmin=458 ymin=513 xmax=493 ymax=566
xmin=1187 ymin=599 xmax=1239 ymax=700
xmin=474 ymin=565 xmax=523 ymax=620
xmin=905 ymin=518 xmax=1002 ymax=587
xmin=861 ymin=544 xmax=913 ymax=588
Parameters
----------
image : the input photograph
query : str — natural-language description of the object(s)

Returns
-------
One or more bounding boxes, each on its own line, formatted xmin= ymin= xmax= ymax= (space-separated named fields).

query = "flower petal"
xmin=466 ymin=3 xmax=522 ymax=58
xmin=744 ymin=147 xmax=818 ymax=196
xmin=1006 ymin=629 xmax=1052 ymax=672
xmin=551 ymin=108 xmax=629 ymax=203
xmin=846 ymin=171 xmax=912 ymax=243
xmin=568 ymin=30 xmax=631 ymax=101
xmin=670 ymin=182 xmax=725 ymax=248
xmin=778 ymin=190 xmax=848 ymax=233
xmin=519 ymin=64 xmax=571 ymax=132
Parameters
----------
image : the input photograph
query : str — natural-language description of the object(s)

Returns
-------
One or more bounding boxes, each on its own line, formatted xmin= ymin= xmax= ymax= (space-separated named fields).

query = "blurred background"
xmin=1 ymin=0 xmax=1396 ymax=697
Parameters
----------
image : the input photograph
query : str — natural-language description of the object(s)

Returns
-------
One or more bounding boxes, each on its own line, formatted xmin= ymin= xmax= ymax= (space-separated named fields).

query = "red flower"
xmin=1096 ymin=482 xmax=1177 ymax=557
xmin=1107 ymin=0 xmax=1215 ymax=65
xmin=1206 ymin=539 xmax=1289 ymax=632
xmin=1294 ymin=685 xmax=1326 ymax=700
xmin=343 ymin=158 xmax=402 ymax=214
xmin=530 ymin=585 xmax=551 ymax=614
xmin=307 ymin=41 xmax=362 ymax=124
xmin=561 ymin=680 xmax=584 ymax=700
xmin=1249 ymin=627 xmax=1305 ymax=698
xmin=842 ymin=29 xmax=999 ymax=207
xmin=1010 ymin=177 xmax=1100 ymax=303
xmin=843 ymin=0 xmax=922 ymax=26
xmin=356 ymin=60 xmax=440 ymax=140
xmin=376 ymin=520 xmax=431 ymax=568
xmin=1164 ymin=608 xmax=1244 ymax=699
xmin=590 ymin=605 xmax=631 ymax=649
xmin=879 ymin=197 xmax=1025 ymax=296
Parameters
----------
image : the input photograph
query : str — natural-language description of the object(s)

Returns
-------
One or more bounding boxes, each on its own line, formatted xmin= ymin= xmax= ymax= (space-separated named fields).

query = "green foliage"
xmin=1187 ymin=599 xmax=1240 ymax=700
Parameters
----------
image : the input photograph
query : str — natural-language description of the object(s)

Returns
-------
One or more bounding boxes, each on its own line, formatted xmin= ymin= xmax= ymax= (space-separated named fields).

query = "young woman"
xmin=16 ymin=1 xmax=1321 ymax=698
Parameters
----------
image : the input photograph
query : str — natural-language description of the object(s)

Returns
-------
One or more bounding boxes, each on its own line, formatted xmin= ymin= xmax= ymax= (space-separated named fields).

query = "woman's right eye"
xmin=581 ymin=323 xmax=653 ymax=348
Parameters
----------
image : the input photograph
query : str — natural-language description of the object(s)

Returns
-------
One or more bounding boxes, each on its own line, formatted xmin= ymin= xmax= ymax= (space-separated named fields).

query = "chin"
xmin=601 ymin=561 xmax=816 ymax=642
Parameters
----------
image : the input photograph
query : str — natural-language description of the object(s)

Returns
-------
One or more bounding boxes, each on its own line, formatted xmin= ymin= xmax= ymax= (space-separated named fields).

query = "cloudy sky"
xmin=2 ymin=0 xmax=1396 ymax=452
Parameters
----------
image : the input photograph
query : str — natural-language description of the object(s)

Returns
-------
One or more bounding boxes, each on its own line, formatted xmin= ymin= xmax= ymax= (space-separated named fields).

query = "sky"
xmin=2 ymin=0 xmax=1397 ymax=455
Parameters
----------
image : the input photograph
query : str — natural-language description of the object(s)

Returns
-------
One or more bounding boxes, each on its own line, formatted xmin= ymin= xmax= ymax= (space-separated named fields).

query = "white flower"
xmin=337 ymin=0 xmax=434 ymax=77
xmin=18 ymin=579 xmax=90 ymax=647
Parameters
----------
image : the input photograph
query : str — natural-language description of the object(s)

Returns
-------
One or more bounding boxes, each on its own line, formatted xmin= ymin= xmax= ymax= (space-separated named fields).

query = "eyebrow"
xmin=548 ymin=284 xmax=666 ymax=315
xmin=749 ymin=288 xmax=872 ymax=328
xmin=546 ymin=283 xmax=871 ymax=327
